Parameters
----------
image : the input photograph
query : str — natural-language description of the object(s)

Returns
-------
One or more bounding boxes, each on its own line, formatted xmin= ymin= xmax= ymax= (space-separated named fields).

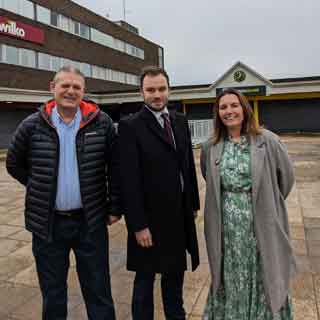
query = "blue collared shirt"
xmin=51 ymin=106 xmax=82 ymax=210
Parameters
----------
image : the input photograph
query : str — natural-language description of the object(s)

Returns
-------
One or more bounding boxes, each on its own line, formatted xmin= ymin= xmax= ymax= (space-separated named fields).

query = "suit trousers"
xmin=32 ymin=214 xmax=115 ymax=320
xmin=132 ymin=271 xmax=186 ymax=320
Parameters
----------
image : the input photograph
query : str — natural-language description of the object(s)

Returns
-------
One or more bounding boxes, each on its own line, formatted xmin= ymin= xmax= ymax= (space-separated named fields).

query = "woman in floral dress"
xmin=200 ymin=89 xmax=296 ymax=320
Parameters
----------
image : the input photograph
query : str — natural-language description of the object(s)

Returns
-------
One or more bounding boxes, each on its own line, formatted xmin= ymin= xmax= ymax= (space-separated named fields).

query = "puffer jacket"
xmin=6 ymin=99 xmax=121 ymax=241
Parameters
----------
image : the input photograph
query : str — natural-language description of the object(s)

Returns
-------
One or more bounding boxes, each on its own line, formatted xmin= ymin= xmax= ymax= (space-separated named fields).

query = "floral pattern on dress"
xmin=203 ymin=136 xmax=293 ymax=320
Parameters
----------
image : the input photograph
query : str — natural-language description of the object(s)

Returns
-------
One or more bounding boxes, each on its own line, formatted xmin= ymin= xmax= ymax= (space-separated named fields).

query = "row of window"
xmin=158 ymin=47 xmax=164 ymax=68
xmin=0 ymin=44 xmax=140 ymax=86
xmin=0 ymin=0 xmax=145 ymax=59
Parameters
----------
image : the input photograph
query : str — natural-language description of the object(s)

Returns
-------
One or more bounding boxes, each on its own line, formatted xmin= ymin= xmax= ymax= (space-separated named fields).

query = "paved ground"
xmin=0 ymin=135 xmax=320 ymax=319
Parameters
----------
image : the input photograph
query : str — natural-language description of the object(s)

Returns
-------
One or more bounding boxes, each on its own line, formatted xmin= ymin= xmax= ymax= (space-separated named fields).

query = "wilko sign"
xmin=0 ymin=16 xmax=44 ymax=44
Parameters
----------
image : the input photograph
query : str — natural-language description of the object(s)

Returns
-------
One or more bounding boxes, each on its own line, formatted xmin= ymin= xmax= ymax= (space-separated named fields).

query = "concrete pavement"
xmin=0 ymin=135 xmax=320 ymax=319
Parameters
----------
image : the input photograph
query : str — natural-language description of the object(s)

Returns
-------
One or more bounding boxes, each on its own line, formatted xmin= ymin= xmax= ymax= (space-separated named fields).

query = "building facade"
xmin=0 ymin=0 xmax=163 ymax=92
xmin=0 ymin=0 xmax=164 ymax=148
xmin=94 ymin=62 xmax=320 ymax=144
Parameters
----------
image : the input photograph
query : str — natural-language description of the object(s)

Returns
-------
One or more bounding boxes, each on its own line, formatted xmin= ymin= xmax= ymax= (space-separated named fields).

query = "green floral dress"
xmin=203 ymin=136 xmax=293 ymax=320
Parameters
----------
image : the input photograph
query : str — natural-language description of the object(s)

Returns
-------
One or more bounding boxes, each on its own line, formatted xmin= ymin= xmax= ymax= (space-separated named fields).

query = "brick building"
xmin=0 ymin=0 xmax=163 ymax=148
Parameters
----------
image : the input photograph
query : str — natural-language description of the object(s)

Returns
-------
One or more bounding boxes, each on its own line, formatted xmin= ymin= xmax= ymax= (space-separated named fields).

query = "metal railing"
xmin=188 ymin=119 xmax=213 ymax=146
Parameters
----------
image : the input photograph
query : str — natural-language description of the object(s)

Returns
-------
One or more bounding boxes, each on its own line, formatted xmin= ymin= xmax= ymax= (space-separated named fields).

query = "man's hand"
xmin=108 ymin=215 xmax=121 ymax=225
xmin=135 ymin=228 xmax=153 ymax=248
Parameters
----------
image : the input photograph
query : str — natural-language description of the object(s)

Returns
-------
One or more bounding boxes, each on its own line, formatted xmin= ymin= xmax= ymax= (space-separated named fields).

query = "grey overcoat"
xmin=200 ymin=129 xmax=297 ymax=315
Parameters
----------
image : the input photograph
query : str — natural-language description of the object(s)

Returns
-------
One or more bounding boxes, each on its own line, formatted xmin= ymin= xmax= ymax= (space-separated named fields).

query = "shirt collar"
xmin=52 ymin=106 xmax=81 ymax=128
xmin=144 ymin=104 xmax=169 ymax=122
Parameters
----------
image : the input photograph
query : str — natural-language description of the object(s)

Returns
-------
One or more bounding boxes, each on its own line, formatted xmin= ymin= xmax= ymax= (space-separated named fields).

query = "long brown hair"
xmin=212 ymin=88 xmax=262 ymax=144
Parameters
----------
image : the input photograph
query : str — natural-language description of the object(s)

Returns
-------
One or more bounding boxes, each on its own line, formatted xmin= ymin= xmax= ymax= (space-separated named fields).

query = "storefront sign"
xmin=0 ymin=16 xmax=44 ymax=44
xmin=216 ymin=85 xmax=266 ymax=96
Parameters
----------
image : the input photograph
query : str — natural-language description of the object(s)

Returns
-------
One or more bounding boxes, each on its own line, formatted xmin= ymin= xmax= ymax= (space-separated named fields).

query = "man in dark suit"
xmin=119 ymin=66 xmax=200 ymax=320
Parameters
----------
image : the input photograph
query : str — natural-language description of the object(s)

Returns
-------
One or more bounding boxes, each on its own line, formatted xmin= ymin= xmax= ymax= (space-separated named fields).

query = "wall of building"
xmin=0 ymin=0 xmax=162 ymax=92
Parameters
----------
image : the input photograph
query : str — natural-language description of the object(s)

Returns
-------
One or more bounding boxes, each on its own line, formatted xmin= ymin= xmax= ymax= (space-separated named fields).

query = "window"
xmin=36 ymin=5 xmax=50 ymax=25
xmin=91 ymin=28 xmax=113 ymax=48
xmin=158 ymin=47 xmax=164 ymax=68
xmin=114 ymin=39 xmax=125 ymax=52
xmin=126 ymin=73 xmax=139 ymax=86
xmin=5 ymin=45 xmax=19 ymax=65
xmin=125 ymin=44 xmax=144 ymax=59
xmin=125 ymin=44 xmax=132 ymax=56
xmin=20 ymin=48 xmax=36 ymax=68
xmin=51 ymin=11 xmax=59 ymax=27
xmin=0 ymin=44 xmax=3 ymax=62
xmin=2 ymin=0 xmax=34 ymax=19
xmin=73 ymin=21 xmax=80 ymax=35
xmin=69 ymin=19 xmax=75 ymax=34
xmin=0 ymin=45 xmax=139 ymax=84
xmin=80 ymin=63 xmax=91 ymax=77
xmin=80 ymin=23 xmax=89 ymax=39
xmin=92 ymin=65 xmax=106 ymax=80
xmin=61 ymin=58 xmax=72 ymax=68
xmin=59 ymin=15 xmax=69 ymax=32
xmin=138 ymin=48 xmax=145 ymax=60
xmin=21 ymin=0 xmax=34 ymax=20
xmin=51 ymin=56 xmax=61 ymax=72
xmin=70 ymin=60 xmax=81 ymax=70
xmin=38 ymin=52 xmax=51 ymax=70
xmin=105 ymin=69 xmax=112 ymax=81
xmin=112 ymin=70 xmax=125 ymax=83
xmin=2 ymin=0 xmax=19 ymax=15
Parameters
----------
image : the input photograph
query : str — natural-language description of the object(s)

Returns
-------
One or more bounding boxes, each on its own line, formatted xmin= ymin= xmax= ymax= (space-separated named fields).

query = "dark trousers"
xmin=132 ymin=271 xmax=186 ymax=320
xmin=32 ymin=214 xmax=115 ymax=320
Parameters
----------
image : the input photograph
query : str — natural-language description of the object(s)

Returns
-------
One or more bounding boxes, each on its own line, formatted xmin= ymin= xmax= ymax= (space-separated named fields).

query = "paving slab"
xmin=1 ymin=136 xmax=320 ymax=319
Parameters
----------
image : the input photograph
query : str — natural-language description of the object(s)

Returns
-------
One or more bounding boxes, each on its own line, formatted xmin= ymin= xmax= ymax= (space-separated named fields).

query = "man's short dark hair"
xmin=53 ymin=65 xmax=85 ymax=83
xmin=140 ymin=66 xmax=170 ymax=89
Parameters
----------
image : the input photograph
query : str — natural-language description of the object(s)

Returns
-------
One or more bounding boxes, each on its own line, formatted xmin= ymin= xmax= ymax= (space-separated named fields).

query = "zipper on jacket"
xmin=40 ymin=112 xmax=59 ymax=242
xmin=75 ymin=110 xmax=100 ymax=227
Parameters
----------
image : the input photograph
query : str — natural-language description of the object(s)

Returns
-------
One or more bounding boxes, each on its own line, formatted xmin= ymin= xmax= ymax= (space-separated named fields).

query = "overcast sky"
xmin=73 ymin=0 xmax=320 ymax=86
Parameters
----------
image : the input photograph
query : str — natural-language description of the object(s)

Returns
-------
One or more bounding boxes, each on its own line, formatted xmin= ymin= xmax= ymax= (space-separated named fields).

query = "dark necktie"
xmin=161 ymin=113 xmax=175 ymax=148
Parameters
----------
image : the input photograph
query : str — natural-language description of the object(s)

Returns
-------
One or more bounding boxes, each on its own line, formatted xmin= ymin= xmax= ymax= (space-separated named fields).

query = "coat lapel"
xmin=250 ymin=134 xmax=266 ymax=207
xmin=169 ymin=111 xmax=183 ymax=152
xmin=209 ymin=139 xmax=224 ymax=214
xmin=140 ymin=107 xmax=175 ymax=150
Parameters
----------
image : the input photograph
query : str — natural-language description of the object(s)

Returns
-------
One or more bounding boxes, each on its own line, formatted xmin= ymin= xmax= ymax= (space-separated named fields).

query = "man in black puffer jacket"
xmin=6 ymin=66 xmax=121 ymax=320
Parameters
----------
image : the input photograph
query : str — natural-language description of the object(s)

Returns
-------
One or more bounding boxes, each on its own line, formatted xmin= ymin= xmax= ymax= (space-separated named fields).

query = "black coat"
xmin=119 ymin=107 xmax=200 ymax=273
xmin=6 ymin=99 xmax=121 ymax=241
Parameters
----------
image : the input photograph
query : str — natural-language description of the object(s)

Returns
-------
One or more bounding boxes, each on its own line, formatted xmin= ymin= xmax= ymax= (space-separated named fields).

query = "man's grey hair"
xmin=53 ymin=65 xmax=85 ymax=83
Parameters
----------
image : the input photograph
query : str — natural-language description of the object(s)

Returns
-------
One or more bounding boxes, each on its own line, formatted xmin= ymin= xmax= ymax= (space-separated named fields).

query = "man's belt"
xmin=55 ymin=208 xmax=83 ymax=217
